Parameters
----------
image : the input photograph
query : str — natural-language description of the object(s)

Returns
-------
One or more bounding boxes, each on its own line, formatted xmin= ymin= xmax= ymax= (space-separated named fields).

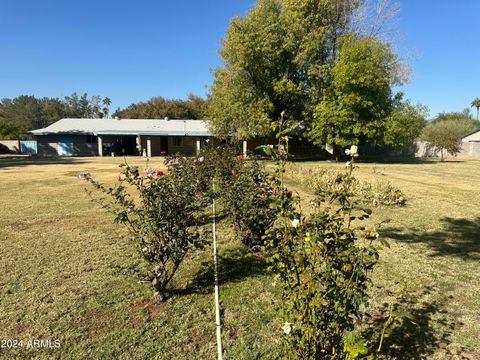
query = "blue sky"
xmin=0 ymin=0 xmax=479 ymax=118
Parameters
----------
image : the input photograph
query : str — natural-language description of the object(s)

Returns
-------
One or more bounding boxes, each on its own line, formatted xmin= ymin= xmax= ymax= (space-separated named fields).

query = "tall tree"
xmin=384 ymin=100 xmax=428 ymax=147
xmin=208 ymin=0 xmax=404 ymax=148
xmin=309 ymin=34 xmax=402 ymax=150
xmin=471 ymin=97 xmax=480 ymax=121
xmin=102 ymin=97 xmax=112 ymax=118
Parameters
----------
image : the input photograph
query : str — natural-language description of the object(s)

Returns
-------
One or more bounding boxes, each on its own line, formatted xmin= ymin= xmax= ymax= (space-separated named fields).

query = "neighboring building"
xmin=28 ymin=118 xmax=214 ymax=157
xmin=461 ymin=129 xmax=480 ymax=157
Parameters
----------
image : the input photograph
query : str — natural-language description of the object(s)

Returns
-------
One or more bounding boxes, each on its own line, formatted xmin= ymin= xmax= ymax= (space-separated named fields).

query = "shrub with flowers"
xmin=262 ymin=116 xmax=385 ymax=358
xmin=219 ymin=155 xmax=280 ymax=248
xmin=82 ymin=155 xmax=211 ymax=302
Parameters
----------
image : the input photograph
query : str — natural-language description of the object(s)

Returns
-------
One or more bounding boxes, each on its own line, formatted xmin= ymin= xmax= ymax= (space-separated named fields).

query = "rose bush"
xmin=82 ymin=155 xmax=211 ymax=302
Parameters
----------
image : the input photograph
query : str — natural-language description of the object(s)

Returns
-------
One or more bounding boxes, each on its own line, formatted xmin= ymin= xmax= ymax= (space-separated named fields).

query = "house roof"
xmin=28 ymin=118 xmax=213 ymax=137
xmin=462 ymin=129 xmax=480 ymax=142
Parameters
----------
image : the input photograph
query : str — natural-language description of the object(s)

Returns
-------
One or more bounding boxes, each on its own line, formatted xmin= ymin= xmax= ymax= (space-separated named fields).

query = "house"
xmin=461 ymin=129 xmax=480 ymax=157
xmin=27 ymin=118 xmax=215 ymax=157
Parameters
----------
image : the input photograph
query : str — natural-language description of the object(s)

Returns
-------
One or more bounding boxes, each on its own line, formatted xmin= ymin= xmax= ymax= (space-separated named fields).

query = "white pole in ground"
xmin=212 ymin=180 xmax=223 ymax=360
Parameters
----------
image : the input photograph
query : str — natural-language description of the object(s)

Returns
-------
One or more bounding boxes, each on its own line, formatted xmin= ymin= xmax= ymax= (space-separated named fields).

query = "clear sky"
xmin=1 ymin=0 xmax=479 ymax=118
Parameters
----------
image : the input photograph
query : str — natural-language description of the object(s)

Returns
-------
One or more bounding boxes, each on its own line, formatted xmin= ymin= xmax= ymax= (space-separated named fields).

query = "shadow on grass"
xmin=382 ymin=216 xmax=480 ymax=260
xmin=173 ymin=247 xmax=268 ymax=296
xmin=364 ymin=285 xmax=460 ymax=359
xmin=0 ymin=155 xmax=88 ymax=169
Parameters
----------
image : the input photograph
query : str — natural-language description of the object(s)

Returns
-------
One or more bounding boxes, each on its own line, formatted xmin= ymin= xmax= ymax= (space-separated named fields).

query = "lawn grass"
xmin=0 ymin=156 xmax=479 ymax=359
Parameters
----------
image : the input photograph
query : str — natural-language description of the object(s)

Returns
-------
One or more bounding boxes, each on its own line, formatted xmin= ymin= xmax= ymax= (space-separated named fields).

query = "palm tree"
xmin=471 ymin=97 xmax=480 ymax=121
xmin=102 ymin=97 xmax=112 ymax=118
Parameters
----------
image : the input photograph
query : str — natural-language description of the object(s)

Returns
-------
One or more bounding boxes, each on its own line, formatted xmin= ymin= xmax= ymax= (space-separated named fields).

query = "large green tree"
xmin=208 ymin=0 xmax=404 ymax=149
xmin=384 ymin=100 xmax=428 ymax=147
xmin=310 ymin=34 xmax=401 ymax=149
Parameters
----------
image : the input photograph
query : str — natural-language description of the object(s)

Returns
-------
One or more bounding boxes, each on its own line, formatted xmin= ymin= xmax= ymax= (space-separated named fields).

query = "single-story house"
xmin=27 ymin=118 xmax=218 ymax=157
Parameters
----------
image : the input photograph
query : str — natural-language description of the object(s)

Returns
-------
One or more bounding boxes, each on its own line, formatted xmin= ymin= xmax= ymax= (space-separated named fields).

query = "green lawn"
xmin=0 ymin=156 xmax=479 ymax=359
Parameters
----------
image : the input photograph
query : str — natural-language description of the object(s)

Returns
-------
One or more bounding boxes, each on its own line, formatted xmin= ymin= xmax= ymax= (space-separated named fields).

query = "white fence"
xmin=415 ymin=141 xmax=480 ymax=158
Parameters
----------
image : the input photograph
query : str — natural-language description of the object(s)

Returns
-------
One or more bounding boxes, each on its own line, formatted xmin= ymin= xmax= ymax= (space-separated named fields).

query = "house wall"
xmin=150 ymin=136 xmax=162 ymax=155
xmin=74 ymin=135 xmax=97 ymax=156
xmin=168 ymin=136 xmax=197 ymax=155
xmin=37 ymin=135 xmax=58 ymax=156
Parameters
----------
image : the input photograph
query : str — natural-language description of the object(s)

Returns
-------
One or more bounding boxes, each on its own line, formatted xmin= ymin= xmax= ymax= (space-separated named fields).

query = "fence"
xmin=0 ymin=140 xmax=37 ymax=155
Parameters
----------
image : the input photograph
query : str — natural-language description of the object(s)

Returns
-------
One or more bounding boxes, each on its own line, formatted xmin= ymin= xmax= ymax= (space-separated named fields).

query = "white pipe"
xmin=212 ymin=180 xmax=223 ymax=360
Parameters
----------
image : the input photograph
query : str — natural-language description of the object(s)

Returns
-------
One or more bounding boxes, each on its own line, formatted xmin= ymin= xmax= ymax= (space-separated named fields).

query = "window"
xmin=86 ymin=135 xmax=97 ymax=144
xmin=173 ymin=137 xmax=183 ymax=147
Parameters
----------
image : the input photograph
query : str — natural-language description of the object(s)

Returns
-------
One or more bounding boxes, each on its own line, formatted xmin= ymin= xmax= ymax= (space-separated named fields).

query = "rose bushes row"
xmin=82 ymin=140 xmax=394 ymax=358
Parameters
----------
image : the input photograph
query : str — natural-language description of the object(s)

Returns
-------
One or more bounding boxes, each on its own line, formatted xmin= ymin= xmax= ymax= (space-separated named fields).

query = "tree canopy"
xmin=310 ymin=34 xmax=401 ymax=147
xmin=0 ymin=93 xmax=111 ymax=139
xmin=113 ymin=94 xmax=207 ymax=120
xmin=208 ymin=0 xmax=407 ymax=148
xmin=383 ymin=99 xmax=428 ymax=147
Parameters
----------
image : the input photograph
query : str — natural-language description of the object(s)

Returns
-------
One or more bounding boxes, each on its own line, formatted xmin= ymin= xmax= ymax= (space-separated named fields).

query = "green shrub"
xmin=263 ymin=139 xmax=385 ymax=358
xmin=81 ymin=155 xmax=211 ymax=302
xmin=219 ymin=154 xmax=280 ymax=248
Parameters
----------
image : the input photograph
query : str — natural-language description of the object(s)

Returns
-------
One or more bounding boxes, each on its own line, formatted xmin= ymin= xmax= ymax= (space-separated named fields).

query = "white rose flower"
xmin=345 ymin=145 xmax=359 ymax=157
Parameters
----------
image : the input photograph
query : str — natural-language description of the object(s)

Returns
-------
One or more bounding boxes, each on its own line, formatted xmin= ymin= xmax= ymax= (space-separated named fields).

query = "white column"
xmin=196 ymin=138 xmax=201 ymax=155
xmin=97 ymin=136 xmax=103 ymax=157
xmin=147 ymin=137 xmax=152 ymax=158
xmin=136 ymin=135 xmax=142 ymax=156
xmin=242 ymin=140 xmax=247 ymax=158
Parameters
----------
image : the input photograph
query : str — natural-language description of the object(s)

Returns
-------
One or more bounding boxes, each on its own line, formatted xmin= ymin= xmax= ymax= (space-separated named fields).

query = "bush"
xmin=81 ymin=155 xmax=211 ymax=302
xmin=263 ymin=142 xmax=386 ymax=358
xmin=300 ymin=168 xmax=406 ymax=207
xmin=218 ymin=153 xmax=280 ymax=248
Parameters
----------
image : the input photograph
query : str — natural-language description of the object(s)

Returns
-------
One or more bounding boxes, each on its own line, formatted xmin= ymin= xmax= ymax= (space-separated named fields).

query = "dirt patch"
xmin=130 ymin=299 xmax=170 ymax=319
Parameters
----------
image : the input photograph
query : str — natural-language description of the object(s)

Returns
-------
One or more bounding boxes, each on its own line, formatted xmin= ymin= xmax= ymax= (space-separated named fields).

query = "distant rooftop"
xmin=28 ymin=118 xmax=213 ymax=137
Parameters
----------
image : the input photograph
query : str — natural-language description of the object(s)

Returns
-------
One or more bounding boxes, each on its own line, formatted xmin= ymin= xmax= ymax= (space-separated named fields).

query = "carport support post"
xmin=147 ymin=137 xmax=152 ymax=158
xmin=242 ymin=140 xmax=247 ymax=158
xmin=97 ymin=136 xmax=103 ymax=157
xmin=136 ymin=135 xmax=141 ymax=156
xmin=196 ymin=137 xmax=201 ymax=155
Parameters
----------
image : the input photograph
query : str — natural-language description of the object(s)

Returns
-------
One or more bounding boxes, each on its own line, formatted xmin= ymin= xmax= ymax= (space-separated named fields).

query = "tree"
xmin=114 ymin=94 xmax=207 ymax=120
xmin=0 ymin=92 xmax=111 ymax=137
xmin=208 ymin=0 xmax=404 ymax=149
xmin=384 ymin=100 xmax=428 ymax=147
xmin=310 ymin=34 xmax=402 ymax=150
xmin=0 ymin=119 xmax=20 ymax=139
xmin=470 ymin=97 xmax=480 ymax=121
xmin=102 ymin=97 xmax=112 ymax=118
xmin=421 ymin=118 xmax=477 ymax=161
